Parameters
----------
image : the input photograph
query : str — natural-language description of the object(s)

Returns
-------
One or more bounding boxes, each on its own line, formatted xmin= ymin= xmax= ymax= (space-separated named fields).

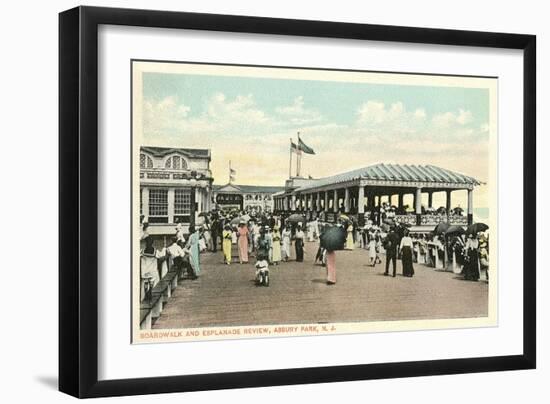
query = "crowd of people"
xmin=354 ymin=221 xmax=490 ymax=281
xmin=363 ymin=201 xmax=467 ymax=226
xmin=140 ymin=222 xmax=203 ymax=292
xmin=139 ymin=208 xmax=489 ymax=299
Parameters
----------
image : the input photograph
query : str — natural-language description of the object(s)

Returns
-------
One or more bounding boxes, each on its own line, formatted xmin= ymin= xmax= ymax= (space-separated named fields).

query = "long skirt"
xmin=436 ymin=249 xmax=445 ymax=269
xmin=282 ymin=240 xmax=291 ymax=260
xmin=189 ymin=248 xmax=201 ymax=276
xmin=345 ymin=231 xmax=354 ymax=250
xmin=464 ymin=250 xmax=480 ymax=281
xmin=368 ymin=242 xmax=377 ymax=262
xmin=452 ymin=251 xmax=463 ymax=274
xmin=238 ymin=237 xmax=249 ymax=263
xmin=272 ymin=242 xmax=282 ymax=263
xmin=326 ymin=251 xmax=336 ymax=283
xmin=295 ymin=240 xmax=304 ymax=262
xmin=222 ymin=239 xmax=232 ymax=263
xmin=401 ymin=246 xmax=414 ymax=277
xmin=203 ymin=230 xmax=212 ymax=250
xmin=140 ymin=255 xmax=160 ymax=286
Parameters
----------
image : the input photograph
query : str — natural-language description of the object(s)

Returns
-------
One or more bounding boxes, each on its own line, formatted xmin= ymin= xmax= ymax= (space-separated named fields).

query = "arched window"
xmin=165 ymin=155 xmax=186 ymax=170
xmin=140 ymin=153 xmax=153 ymax=169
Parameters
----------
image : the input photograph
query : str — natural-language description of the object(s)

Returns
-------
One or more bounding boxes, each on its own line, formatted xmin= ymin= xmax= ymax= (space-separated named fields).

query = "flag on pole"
xmin=298 ymin=135 xmax=315 ymax=155
xmin=290 ymin=139 xmax=299 ymax=152
xmin=229 ymin=161 xmax=236 ymax=183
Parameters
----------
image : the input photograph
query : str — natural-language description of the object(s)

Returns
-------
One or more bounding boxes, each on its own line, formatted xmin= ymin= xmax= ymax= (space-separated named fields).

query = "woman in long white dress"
xmin=271 ymin=225 xmax=282 ymax=265
xmin=368 ymin=234 xmax=377 ymax=266
xmin=281 ymin=224 xmax=292 ymax=262
xmin=345 ymin=224 xmax=355 ymax=250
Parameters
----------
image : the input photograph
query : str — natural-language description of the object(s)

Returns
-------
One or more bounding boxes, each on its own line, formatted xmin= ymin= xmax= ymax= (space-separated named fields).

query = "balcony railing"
xmin=140 ymin=169 xmax=212 ymax=181
xmin=394 ymin=214 xmax=467 ymax=226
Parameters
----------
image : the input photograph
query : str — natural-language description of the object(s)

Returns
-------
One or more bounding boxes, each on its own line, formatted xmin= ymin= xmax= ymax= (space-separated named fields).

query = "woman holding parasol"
xmin=281 ymin=224 xmax=292 ymax=262
xmin=446 ymin=225 xmax=467 ymax=271
xmin=463 ymin=233 xmax=480 ymax=281
xmin=321 ymin=223 xmax=347 ymax=285
xmin=462 ymin=223 xmax=487 ymax=281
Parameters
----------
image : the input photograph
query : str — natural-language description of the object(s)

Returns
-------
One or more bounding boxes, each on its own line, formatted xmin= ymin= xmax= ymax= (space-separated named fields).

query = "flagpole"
xmin=229 ymin=160 xmax=231 ymax=184
xmin=297 ymin=150 xmax=301 ymax=177
xmin=296 ymin=132 xmax=301 ymax=177
xmin=288 ymin=138 xmax=292 ymax=179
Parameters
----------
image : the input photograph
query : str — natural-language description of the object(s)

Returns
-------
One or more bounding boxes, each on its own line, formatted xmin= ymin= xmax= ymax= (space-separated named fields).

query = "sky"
xmin=140 ymin=70 xmax=492 ymax=214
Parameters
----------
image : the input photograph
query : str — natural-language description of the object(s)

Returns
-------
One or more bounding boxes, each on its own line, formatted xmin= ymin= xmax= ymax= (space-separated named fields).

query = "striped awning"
xmin=296 ymin=163 xmax=481 ymax=192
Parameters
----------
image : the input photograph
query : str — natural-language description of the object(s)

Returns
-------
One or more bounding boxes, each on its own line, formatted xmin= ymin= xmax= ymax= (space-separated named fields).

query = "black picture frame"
xmin=59 ymin=6 xmax=536 ymax=398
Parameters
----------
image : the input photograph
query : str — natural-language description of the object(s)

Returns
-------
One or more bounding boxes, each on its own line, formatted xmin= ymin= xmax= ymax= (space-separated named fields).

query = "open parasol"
xmin=433 ymin=222 xmax=450 ymax=234
xmin=466 ymin=222 xmax=489 ymax=235
xmin=320 ymin=226 xmax=347 ymax=251
xmin=445 ymin=225 xmax=465 ymax=236
xmin=230 ymin=216 xmax=246 ymax=225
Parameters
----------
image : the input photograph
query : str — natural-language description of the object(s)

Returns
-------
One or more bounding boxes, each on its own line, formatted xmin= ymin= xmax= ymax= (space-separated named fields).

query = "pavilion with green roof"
xmin=272 ymin=163 xmax=482 ymax=227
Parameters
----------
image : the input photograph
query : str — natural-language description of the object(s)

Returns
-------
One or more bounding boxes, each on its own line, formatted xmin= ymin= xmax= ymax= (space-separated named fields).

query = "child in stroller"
xmin=255 ymin=253 xmax=270 ymax=286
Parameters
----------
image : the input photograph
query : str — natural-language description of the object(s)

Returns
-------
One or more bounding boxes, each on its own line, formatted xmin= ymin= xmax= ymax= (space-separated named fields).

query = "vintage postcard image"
xmin=132 ymin=61 xmax=497 ymax=343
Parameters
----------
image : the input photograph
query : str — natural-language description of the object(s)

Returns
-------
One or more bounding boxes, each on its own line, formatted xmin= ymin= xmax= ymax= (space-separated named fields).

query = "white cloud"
xmin=142 ymin=95 xmax=489 ymax=197
xmin=204 ymin=92 xmax=271 ymax=127
xmin=457 ymin=109 xmax=473 ymax=125
xmin=414 ymin=108 xmax=426 ymax=119
xmin=432 ymin=108 xmax=473 ymax=127
xmin=143 ymin=93 xmax=274 ymax=139
xmin=275 ymin=96 xmax=323 ymax=125
xmin=356 ymin=101 xmax=387 ymax=124
xmin=143 ymin=96 xmax=192 ymax=136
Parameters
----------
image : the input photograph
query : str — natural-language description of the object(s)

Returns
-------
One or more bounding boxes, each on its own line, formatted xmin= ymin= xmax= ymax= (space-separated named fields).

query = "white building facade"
xmin=213 ymin=184 xmax=285 ymax=214
xmin=140 ymin=146 xmax=213 ymax=235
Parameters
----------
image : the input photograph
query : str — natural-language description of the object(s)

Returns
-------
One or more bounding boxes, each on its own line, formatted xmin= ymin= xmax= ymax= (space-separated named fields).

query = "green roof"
xmin=214 ymin=184 xmax=285 ymax=194
xmin=296 ymin=163 xmax=481 ymax=192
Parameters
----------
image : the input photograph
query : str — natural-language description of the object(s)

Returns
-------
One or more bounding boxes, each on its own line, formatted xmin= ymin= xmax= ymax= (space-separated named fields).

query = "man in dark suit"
xmin=384 ymin=227 xmax=399 ymax=277
xmin=210 ymin=213 xmax=220 ymax=252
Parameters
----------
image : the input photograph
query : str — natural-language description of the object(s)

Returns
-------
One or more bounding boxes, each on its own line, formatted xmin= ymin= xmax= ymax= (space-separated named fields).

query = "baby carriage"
xmin=255 ymin=254 xmax=270 ymax=286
